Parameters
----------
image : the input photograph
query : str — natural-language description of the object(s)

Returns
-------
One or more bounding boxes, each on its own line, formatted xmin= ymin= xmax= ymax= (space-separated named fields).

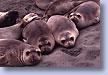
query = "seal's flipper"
xmin=0 ymin=55 xmax=8 ymax=66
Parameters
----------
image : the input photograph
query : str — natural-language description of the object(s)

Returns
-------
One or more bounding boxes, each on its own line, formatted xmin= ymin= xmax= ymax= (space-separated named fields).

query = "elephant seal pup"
xmin=0 ymin=10 xmax=19 ymax=28
xmin=0 ymin=13 xmax=40 ymax=40
xmin=47 ymin=15 xmax=79 ymax=48
xmin=69 ymin=1 xmax=100 ymax=29
xmin=23 ymin=20 xmax=55 ymax=55
xmin=0 ymin=39 xmax=41 ymax=67
xmin=45 ymin=0 xmax=84 ymax=17
xmin=35 ymin=0 xmax=55 ymax=10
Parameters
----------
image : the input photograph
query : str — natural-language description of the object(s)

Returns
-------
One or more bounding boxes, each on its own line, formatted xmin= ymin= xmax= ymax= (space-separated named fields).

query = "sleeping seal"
xmin=45 ymin=0 xmax=84 ymax=17
xmin=68 ymin=1 xmax=100 ymax=29
xmin=0 ymin=39 xmax=41 ymax=67
xmin=23 ymin=20 xmax=55 ymax=55
xmin=47 ymin=15 xmax=79 ymax=48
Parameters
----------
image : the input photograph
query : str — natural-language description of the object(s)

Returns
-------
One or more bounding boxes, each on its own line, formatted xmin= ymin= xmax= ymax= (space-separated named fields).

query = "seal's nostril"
xmin=71 ymin=18 xmax=75 ymax=22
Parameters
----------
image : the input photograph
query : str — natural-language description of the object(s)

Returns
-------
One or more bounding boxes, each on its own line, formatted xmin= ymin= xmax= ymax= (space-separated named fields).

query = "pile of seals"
xmin=0 ymin=0 xmax=100 ymax=67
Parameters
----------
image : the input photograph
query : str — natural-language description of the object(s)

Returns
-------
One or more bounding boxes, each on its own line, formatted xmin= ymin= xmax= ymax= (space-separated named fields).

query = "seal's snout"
xmin=61 ymin=37 xmax=75 ymax=48
xmin=66 ymin=41 xmax=74 ymax=49
xmin=38 ymin=41 xmax=52 ymax=55
xmin=29 ymin=55 xmax=40 ymax=64
xmin=71 ymin=17 xmax=78 ymax=23
xmin=41 ymin=46 xmax=51 ymax=55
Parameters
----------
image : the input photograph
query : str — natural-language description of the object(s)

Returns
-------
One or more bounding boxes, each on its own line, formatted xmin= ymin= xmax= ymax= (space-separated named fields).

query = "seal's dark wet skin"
xmin=0 ymin=10 xmax=19 ymax=28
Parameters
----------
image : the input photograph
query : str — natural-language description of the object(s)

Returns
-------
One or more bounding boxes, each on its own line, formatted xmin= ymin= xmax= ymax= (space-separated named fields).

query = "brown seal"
xmin=45 ymin=0 xmax=84 ymax=17
xmin=35 ymin=0 xmax=55 ymax=10
xmin=0 ymin=10 xmax=19 ymax=28
xmin=0 ymin=39 xmax=41 ymax=67
xmin=0 ymin=13 xmax=40 ymax=40
xmin=22 ymin=20 xmax=55 ymax=55
xmin=47 ymin=15 xmax=79 ymax=48
xmin=68 ymin=1 xmax=100 ymax=29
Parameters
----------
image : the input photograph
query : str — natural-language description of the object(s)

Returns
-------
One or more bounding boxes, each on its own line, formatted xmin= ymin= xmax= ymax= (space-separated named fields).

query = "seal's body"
xmin=0 ymin=13 xmax=39 ymax=40
xmin=0 ymin=10 xmax=19 ymax=28
xmin=35 ymin=0 xmax=55 ymax=10
xmin=69 ymin=1 xmax=100 ymax=29
xmin=23 ymin=20 xmax=55 ymax=55
xmin=45 ymin=0 xmax=83 ymax=17
xmin=0 ymin=23 xmax=23 ymax=40
xmin=47 ymin=15 xmax=79 ymax=48
xmin=0 ymin=39 xmax=41 ymax=67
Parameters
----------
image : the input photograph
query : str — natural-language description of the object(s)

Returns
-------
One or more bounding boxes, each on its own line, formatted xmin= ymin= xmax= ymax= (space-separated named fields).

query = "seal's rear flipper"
xmin=0 ymin=55 xmax=8 ymax=66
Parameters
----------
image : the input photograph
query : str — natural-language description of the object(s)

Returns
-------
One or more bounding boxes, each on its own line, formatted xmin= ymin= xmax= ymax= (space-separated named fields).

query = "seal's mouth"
xmin=38 ymin=42 xmax=51 ymax=49
xmin=38 ymin=43 xmax=52 ymax=55
xmin=61 ymin=37 xmax=75 ymax=48
xmin=28 ymin=55 xmax=40 ymax=65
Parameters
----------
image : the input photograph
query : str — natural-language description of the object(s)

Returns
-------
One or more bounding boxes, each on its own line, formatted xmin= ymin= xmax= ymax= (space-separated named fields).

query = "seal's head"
xmin=58 ymin=31 xmax=78 ymax=48
xmin=22 ymin=47 xmax=41 ymax=66
xmin=37 ymin=35 xmax=55 ymax=55
xmin=69 ymin=13 xmax=85 ymax=28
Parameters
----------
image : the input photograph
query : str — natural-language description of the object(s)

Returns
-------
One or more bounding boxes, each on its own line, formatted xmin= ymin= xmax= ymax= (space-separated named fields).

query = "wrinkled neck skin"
xmin=3 ymin=44 xmax=26 ymax=67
